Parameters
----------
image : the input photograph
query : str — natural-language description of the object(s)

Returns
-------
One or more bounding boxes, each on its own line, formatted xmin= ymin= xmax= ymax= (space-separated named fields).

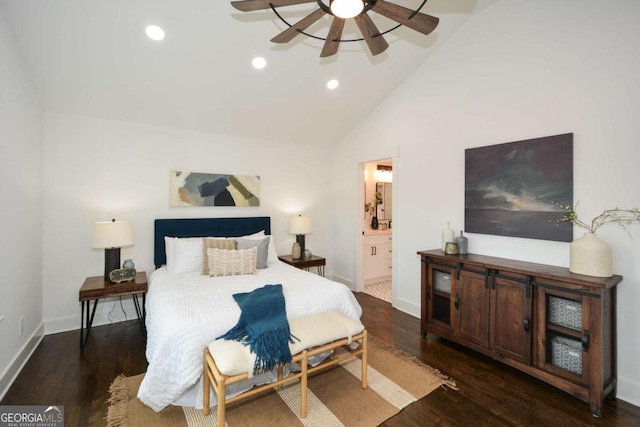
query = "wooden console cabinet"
xmin=418 ymin=249 xmax=621 ymax=418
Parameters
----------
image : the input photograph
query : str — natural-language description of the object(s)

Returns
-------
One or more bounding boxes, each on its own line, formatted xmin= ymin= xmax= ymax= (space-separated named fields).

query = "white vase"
xmin=292 ymin=242 xmax=301 ymax=260
xmin=441 ymin=222 xmax=454 ymax=251
xmin=569 ymin=232 xmax=613 ymax=277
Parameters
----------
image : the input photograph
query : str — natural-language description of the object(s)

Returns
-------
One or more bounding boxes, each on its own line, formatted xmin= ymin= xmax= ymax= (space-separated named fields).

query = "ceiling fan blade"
xmin=271 ymin=8 xmax=326 ymax=43
xmin=231 ymin=0 xmax=317 ymax=12
xmin=320 ymin=17 xmax=345 ymax=57
xmin=354 ymin=13 xmax=389 ymax=56
xmin=371 ymin=0 xmax=439 ymax=36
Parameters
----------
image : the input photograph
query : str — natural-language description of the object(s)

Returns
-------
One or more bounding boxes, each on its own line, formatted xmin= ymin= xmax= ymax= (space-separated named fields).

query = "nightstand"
xmin=78 ymin=271 xmax=148 ymax=351
xmin=278 ymin=255 xmax=326 ymax=277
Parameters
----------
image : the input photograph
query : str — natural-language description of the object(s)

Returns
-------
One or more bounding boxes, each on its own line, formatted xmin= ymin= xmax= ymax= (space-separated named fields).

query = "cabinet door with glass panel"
xmin=424 ymin=262 xmax=456 ymax=334
xmin=536 ymin=285 xmax=591 ymax=386
xmin=422 ymin=261 xmax=491 ymax=343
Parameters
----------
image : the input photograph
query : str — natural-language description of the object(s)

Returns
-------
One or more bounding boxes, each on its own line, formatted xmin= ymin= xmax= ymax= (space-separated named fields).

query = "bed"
xmin=137 ymin=217 xmax=363 ymax=412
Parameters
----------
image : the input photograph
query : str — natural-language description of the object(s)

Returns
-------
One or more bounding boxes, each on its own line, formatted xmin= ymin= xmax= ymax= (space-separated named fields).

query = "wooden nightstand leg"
xmin=318 ymin=266 xmax=325 ymax=277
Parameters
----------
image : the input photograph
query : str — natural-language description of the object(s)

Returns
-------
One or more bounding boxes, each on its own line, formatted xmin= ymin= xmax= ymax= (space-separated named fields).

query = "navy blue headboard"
xmin=154 ymin=217 xmax=271 ymax=268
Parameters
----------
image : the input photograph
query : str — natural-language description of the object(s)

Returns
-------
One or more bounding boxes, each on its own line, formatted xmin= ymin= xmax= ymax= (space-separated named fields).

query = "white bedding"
xmin=137 ymin=260 xmax=362 ymax=412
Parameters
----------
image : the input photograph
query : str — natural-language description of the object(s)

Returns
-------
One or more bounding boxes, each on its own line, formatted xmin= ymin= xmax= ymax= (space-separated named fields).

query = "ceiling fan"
xmin=230 ymin=0 xmax=439 ymax=57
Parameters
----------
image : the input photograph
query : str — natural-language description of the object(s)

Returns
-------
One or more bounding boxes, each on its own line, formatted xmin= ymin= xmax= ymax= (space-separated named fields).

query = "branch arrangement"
xmin=552 ymin=202 xmax=640 ymax=237
xmin=364 ymin=192 xmax=383 ymax=217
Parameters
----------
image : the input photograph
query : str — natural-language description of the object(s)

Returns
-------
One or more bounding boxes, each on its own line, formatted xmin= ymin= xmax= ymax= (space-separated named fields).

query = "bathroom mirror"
xmin=376 ymin=182 xmax=392 ymax=221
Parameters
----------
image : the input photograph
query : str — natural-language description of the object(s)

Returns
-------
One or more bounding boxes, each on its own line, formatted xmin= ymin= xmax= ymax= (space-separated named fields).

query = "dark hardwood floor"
xmin=2 ymin=292 xmax=639 ymax=426
xmin=1 ymin=319 xmax=147 ymax=426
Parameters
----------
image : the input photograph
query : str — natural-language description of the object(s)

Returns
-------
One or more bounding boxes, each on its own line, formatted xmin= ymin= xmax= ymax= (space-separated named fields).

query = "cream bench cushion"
xmin=208 ymin=310 xmax=365 ymax=376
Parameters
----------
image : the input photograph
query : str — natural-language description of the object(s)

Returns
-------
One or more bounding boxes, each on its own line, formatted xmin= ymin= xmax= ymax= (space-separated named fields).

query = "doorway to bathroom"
xmin=361 ymin=158 xmax=393 ymax=303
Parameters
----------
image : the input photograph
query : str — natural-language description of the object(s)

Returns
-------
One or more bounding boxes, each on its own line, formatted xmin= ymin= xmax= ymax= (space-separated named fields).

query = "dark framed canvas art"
xmin=465 ymin=133 xmax=573 ymax=242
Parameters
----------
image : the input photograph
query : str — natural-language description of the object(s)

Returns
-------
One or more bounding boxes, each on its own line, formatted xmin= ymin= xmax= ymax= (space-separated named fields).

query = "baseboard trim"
xmin=616 ymin=377 xmax=640 ymax=408
xmin=44 ymin=299 xmax=139 ymax=335
xmin=391 ymin=296 xmax=420 ymax=318
xmin=331 ymin=274 xmax=356 ymax=291
xmin=0 ymin=323 xmax=45 ymax=401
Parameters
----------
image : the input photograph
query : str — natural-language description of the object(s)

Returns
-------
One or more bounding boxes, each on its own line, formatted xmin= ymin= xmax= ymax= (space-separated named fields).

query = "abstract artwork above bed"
xmin=465 ymin=133 xmax=573 ymax=242
xmin=170 ymin=171 xmax=260 ymax=207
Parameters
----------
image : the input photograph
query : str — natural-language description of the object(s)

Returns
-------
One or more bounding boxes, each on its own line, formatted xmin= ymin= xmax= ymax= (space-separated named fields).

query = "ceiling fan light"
xmin=330 ymin=0 xmax=364 ymax=19
xmin=145 ymin=25 xmax=165 ymax=41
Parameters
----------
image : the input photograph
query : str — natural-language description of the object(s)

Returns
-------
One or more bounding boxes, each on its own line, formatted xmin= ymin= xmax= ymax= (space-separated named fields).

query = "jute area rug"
xmin=106 ymin=338 xmax=456 ymax=427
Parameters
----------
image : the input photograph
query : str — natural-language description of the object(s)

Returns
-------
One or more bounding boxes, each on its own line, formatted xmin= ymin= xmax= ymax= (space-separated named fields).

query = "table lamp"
xmin=289 ymin=215 xmax=312 ymax=254
xmin=92 ymin=219 xmax=134 ymax=281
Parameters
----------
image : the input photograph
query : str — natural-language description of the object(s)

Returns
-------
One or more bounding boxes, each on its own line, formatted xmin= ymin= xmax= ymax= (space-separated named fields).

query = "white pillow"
xmin=165 ymin=236 xmax=203 ymax=273
xmin=266 ymin=234 xmax=278 ymax=264
xmin=242 ymin=230 xmax=278 ymax=264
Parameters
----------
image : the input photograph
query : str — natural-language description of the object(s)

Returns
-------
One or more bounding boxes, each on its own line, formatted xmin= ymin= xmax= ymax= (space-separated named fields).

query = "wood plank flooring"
xmin=2 ymin=292 xmax=639 ymax=426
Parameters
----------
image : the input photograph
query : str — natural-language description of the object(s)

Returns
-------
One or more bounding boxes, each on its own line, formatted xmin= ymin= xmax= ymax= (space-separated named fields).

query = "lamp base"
xmin=296 ymin=234 xmax=306 ymax=253
xmin=105 ymin=248 xmax=121 ymax=282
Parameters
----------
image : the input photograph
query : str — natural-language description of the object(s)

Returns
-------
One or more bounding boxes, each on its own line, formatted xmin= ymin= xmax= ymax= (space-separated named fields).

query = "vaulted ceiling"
xmin=2 ymin=0 xmax=498 ymax=147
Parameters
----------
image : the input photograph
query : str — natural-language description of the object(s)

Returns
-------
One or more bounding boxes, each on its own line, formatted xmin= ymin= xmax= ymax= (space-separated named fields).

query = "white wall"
xmin=0 ymin=5 xmax=44 ymax=397
xmin=332 ymin=0 xmax=640 ymax=406
xmin=42 ymin=113 xmax=334 ymax=333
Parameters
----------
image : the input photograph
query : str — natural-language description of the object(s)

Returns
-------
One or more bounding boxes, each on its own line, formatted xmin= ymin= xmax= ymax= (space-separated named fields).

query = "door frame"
xmin=357 ymin=157 xmax=396 ymax=299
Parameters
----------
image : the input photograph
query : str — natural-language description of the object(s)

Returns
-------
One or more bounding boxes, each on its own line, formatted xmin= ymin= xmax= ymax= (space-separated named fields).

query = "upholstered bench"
xmin=203 ymin=310 xmax=368 ymax=426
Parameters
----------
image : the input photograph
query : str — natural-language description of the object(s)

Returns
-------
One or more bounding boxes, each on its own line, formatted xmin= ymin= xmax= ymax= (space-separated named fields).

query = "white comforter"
xmin=137 ymin=261 xmax=362 ymax=412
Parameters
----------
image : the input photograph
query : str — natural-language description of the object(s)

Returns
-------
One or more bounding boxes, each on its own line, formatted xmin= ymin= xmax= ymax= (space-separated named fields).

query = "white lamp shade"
xmin=92 ymin=220 xmax=134 ymax=249
xmin=289 ymin=215 xmax=312 ymax=235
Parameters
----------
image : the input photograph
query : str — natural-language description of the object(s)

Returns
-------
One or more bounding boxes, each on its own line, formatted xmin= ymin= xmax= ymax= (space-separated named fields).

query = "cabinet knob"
xmin=454 ymin=294 xmax=460 ymax=310
xmin=523 ymin=316 xmax=530 ymax=332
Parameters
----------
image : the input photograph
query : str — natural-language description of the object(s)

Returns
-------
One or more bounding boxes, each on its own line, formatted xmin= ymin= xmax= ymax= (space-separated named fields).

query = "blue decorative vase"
xmin=454 ymin=231 xmax=468 ymax=254
xmin=123 ymin=259 xmax=135 ymax=269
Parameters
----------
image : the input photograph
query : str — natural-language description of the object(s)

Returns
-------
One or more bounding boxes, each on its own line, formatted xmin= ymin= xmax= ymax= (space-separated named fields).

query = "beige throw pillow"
xmin=208 ymin=247 xmax=257 ymax=277
xmin=202 ymin=238 xmax=237 ymax=275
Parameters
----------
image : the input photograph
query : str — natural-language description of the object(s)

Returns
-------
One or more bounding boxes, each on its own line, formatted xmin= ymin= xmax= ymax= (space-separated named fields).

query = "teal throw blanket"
xmin=217 ymin=284 xmax=297 ymax=375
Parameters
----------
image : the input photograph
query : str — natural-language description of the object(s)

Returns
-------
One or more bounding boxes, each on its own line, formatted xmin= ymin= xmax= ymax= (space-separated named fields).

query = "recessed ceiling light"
xmin=252 ymin=57 xmax=267 ymax=70
xmin=327 ymin=79 xmax=339 ymax=90
xmin=145 ymin=25 xmax=165 ymax=41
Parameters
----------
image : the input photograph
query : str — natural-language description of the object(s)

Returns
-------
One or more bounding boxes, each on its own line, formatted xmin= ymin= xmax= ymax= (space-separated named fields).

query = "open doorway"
xmin=361 ymin=158 xmax=393 ymax=303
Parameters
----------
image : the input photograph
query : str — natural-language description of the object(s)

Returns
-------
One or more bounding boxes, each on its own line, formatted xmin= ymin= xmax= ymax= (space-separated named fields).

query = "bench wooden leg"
xmin=203 ymin=352 xmax=211 ymax=415
xmin=301 ymin=350 xmax=308 ymax=418
xmin=362 ymin=330 xmax=368 ymax=389
xmin=217 ymin=376 xmax=227 ymax=427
